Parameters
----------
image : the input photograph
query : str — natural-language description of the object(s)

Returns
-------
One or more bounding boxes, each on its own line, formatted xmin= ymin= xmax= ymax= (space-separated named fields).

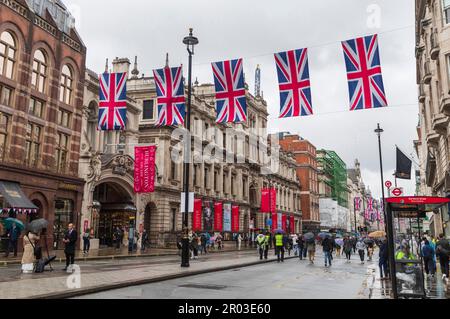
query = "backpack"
xmin=34 ymin=259 xmax=45 ymax=273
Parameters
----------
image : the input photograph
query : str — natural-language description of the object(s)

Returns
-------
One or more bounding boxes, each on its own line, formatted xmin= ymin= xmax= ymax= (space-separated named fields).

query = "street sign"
xmin=392 ymin=188 xmax=402 ymax=196
xmin=385 ymin=181 xmax=392 ymax=189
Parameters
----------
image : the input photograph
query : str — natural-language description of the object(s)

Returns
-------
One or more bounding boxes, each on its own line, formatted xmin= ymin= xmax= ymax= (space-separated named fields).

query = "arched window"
xmin=31 ymin=49 xmax=47 ymax=93
xmin=60 ymin=65 xmax=73 ymax=104
xmin=0 ymin=31 xmax=17 ymax=79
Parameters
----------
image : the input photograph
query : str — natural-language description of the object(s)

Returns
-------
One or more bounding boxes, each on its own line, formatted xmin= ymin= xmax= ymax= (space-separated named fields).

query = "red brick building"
xmin=279 ymin=133 xmax=320 ymax=232
xmin=0 ymin=0 xmax=86 ymax=250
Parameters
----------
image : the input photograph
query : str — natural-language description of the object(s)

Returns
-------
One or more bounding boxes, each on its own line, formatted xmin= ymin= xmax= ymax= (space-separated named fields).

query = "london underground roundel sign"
xmin=385 ymin=181 xmax=392 ymax=189
xmin=392 ymin=188 xmax=402 ymax=196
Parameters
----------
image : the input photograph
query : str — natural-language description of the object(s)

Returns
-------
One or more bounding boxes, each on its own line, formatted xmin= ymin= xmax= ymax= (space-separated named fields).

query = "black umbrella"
xmin=27 ymin=218 xmax=48 ymax=233
xmin=303 ymin=232 xmax=315 ymax=240
xmin=364 ymin=238 xmax=374 ymax=244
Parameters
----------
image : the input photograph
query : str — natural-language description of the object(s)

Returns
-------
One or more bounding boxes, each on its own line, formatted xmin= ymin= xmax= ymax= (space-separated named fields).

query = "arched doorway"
xmin=93 ymin=181 xmax=136 ymax=247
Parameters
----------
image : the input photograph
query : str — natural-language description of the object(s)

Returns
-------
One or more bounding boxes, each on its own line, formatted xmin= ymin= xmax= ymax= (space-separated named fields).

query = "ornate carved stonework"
xmin=105 ymin=154 xmax=134 ymax=176
xmin=87 ymin=153 xmax=102 ymax=183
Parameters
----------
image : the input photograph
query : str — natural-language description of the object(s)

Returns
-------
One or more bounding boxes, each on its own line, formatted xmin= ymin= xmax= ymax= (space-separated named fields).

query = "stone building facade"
xmin=78 ymin=57 xmax=302 ymax=248
xmin=415 ymin=0 xmax=450 ymax=237
xmin=0 ymin=0 xmax=86 ymax=250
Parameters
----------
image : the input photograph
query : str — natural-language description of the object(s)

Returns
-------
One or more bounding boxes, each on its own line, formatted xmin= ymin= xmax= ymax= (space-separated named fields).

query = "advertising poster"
xmin=203 ymin=200 xmax=214 ymax=231
xmin=231 ymin=205 xmax=240 ymax=232
xmin=214 ymin=202 xmax=223 ymax=231
xmin=223 ymin=203 xmax=231 ymax=232
xmin=193 ymin=199 xmax=202 ymax=231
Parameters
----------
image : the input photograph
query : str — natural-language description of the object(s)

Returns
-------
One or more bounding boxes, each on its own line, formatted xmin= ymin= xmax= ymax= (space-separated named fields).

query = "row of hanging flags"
xmin=97 ymin=34 xmax=387 ymax=131
xmin=354 ymin=197 xmax=384 ymax=223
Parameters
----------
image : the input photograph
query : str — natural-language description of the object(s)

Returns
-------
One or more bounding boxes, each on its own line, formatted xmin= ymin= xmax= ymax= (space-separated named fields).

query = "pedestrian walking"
xmin=287 ymin=236 xmax=293 ymax=256
xmin=335 ymin=240 xmax=342 ymax=257
xmin=82 ymin=228 xmax=91 ymax=254
xmin=62 ymin=223 xmax=77 ymax=271
xmin=322 ymin=236 xmax=333 ymax=267
xmin=421 ymin=239 xmax=435 ymax=277
xmin=141 ymin=229 xmax=149 ymax=252
xmin=436 ymin=233 xmax=449 ymax=280
xmin=352 ymin=237 xmax=357 ymax=254
xmin=237 ymin=233 xmax=242 ymax=251
xmin=292 ymin=234 xmax=298 ymax=256
xmin=274 ymin=232 xmax=285 ymax=262
xmin=343 ymin=237 xmax=353 ymax=262
xmin=4 ymin=222 xmax=21 ymax=257
xmin=367 ymin=240 xmax=374 ymax=261
xmin=378 ymin=238 xmax=389 ymax=280
xmin=21 ymin=231 xmax=40 ymax=273
xmin=189 ymin=233 xmax=199 ymax=259
xmin=356 ymin=239 xmax=366 ymax=264
xmin=306 ymin=238 xmax=316 ymax=264
xmin=200 ymin=233 xmax=207 ymax=254
xmin=256 ymin=232 xmax=268 ymax=260
xmin=298 ymin=234 xmax=305 ymax=260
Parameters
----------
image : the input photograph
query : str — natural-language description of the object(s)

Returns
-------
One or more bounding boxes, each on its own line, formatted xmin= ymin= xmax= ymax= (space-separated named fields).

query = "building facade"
xmin=415 ymin=0 xmax=450 ymax=237
xmin=78 ymin=57 xmax=302 ymax=248
xmin=0 ymin=0 xmax=86 ymax=250
xmin=279 ymin=133 xmax=320 ymax=232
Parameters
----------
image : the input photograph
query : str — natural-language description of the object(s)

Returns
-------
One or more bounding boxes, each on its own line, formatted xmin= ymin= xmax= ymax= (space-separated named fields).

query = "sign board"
xmin=392 ymin=188 xmax=403 ymax=197
xmin=180 ymin=192 xmax=194 ymax=213
xmin=385 ymin=181 xmax=392 ymax=189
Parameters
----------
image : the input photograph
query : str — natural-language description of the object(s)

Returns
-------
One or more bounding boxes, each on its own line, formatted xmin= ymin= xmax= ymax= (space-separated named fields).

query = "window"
xmin=56 ymin=133 xmax=69 ymax=173
xmin=223 ymin=173 xmax=226 ymax=193
xmin=28 ymin=98 xmax=44 ymax=118
xmin=171 ymin=208 xmax=177 ymax=232
xmin=60 ymin=65 xmax=73 ymax=104
xmin=57 ymin=109 xmax=71 ymax=128
xmin=214 ymin=170 xmax=218 ymax=191
xmin=31 ymin=50 xmax=47 ymax=93
xmin=0 ymin=31 xmax=16 ymax=79
xmin=193 ymin=164 xmax=198 ymax=186
xmin=25 ymin=122 xmax=42 ymax=167
xmin=142 ymin=100 xmax=154 ymax=120
xmin=0 ymin=113 xmax=10 ymax=160
xmin=444 ymin=0 xmax=450 ymax=24
xmin=170 ymin=160 xmax=176 ymax=180
xmin=204 ymin=167 xmax=209 ymax=189
xmin=231 ymin=175 xmax=236 ymax=195
xmin=223 ymin=132 xmax=226 ymax=148
xmin=0 ymin=85 xmax=12 ymax=106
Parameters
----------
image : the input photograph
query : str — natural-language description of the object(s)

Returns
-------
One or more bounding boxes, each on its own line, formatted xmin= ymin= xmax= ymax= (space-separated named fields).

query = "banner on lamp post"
xmin=180 ymin=192 xmax=194 ymax=213
xmin=231 ymin=205 xmax=239 ymax=232
xmin=261 ymin=188 xmax=276 ymax=213
xmin=134 ymin=146 xmax=156 ymax=193
xmin=193 ymin=199 xmax=202 ymax=231
xmin=271 ymin=212 xmax=277 ymax=231
xmin=214 ymin=202 xmax=223 ymax=231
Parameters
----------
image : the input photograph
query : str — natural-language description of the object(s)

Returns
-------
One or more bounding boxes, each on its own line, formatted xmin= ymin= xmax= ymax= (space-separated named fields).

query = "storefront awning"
xmin=0 ymin=181 xmax=38 ymax=209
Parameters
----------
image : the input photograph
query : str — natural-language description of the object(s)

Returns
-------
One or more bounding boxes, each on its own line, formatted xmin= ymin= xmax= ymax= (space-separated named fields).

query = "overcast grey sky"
xmin=65 ymin=0 xmax=417 ymax=199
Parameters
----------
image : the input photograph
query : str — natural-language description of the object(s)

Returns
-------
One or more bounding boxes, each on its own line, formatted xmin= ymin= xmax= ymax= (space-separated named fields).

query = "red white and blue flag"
xmin=211 ymin=58 xmax=247 ymax=123
xmin=98 ymin=72 xmax=127 ymax=130
xmin=354 ymin=197 xmax=361 ymax=211
xmin=367 ymin=197 xmax=374 ymax=211
xmin=153 ymin=66 xmax=186 ymax=126
xmin=341 ymin=34 xmax=387 ymax=111
xmin=274 ymin=48 xmax=313 ymax=118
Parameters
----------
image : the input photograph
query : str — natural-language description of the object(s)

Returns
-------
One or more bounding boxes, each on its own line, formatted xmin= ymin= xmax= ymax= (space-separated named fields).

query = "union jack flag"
xmin=98 ymin=72 xmax=127 ymax=130
xmin=274 ymin=48 xmax=313 ymax=118
xmin=367 ymin=197 xmax=374 ymax=211
xmin=341 ymin=34 xmax=387 ymax=111
xmin=153 ymin=66 xmax=185 ymax=126
xmin=354 ymin=197 xmax=361 ymax=211
xmin=211 ymin=58 xmax=247 ymax=123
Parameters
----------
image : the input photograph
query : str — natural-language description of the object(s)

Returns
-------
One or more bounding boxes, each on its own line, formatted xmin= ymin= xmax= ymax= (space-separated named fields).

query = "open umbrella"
xmin=364 ymin=238 xmax=375 ymax=244
xmin=275 ymin=229 xmax=285 ymax=234
xmin=318 ymin=232 xmax=331 ymax=239
xmin=26 ymin=218 xmax=48 ymax=233
xmin=368 ymin=230 xmax=386 ymax=238
xmin=303 ymin=232 xmax=314 ymax=240
xmin=2 ymin=218 xmax=24 ymax=231
xmin=335 ymin=238 xmax=344 ymax=246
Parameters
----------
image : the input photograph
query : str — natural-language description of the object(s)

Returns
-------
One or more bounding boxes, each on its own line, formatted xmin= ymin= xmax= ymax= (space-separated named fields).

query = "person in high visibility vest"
xmin=395 ymin=245 xmax=416 ymax=266
xmin=256 ymin=231 xmax=267 ymax=260
xmin=274 ymin=232 xmax=285 ymax=262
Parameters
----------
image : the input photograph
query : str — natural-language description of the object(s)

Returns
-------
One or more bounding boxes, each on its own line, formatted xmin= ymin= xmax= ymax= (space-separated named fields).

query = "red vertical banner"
xmin=282 ymin=215 xmax=287 ymax=231
xmin=231 ymin=205 xmax=240 ymax=232
xmin=214 ymin=202 xmax=223 ymax=231
xmin=261 ymin=189 xmax=269 ymax=212
xmin=290 ymin=216 xmax=295 ymax=233
xmin=270 ymin=189 xmax=276 ymax=213
xmin=271 ymin=212 xmax=277 ymax=231
xmin=134 ymin=146 xmax=156 ymax=193
xmin=193 ymin=199 xmax=202 ymax=231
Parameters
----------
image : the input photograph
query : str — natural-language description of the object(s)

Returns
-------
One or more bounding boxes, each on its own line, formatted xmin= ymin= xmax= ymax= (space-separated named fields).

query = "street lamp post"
xmin=375 ymin=123 xmax=397 ymax=298
xmin=181 ymin=28 xmax=198 ymax=268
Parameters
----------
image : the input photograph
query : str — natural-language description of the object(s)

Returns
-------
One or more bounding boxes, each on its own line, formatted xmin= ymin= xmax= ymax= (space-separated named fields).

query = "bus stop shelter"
xmin=385 ymin=196 xmax=450 ymax=299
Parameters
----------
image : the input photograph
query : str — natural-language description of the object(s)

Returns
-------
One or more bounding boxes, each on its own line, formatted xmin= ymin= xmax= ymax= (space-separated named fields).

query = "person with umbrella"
xmin=305 ymin=233 xmax=316 ymax=264
xmin=322 ymin=235 xmax=333 ymax=267
xmin=343 ymin=236 xmax=353 ymax=263
xmin=297 ymin=233 xmax=305 ymax=260
xmin=334 ymin=238 xmax=343 ymax=257
xmin=4 ymin=219 xmax=22 ymax=257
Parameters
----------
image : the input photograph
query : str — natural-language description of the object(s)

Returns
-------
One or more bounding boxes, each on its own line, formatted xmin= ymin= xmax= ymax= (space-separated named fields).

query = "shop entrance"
xmin=93 ymin=182 xmax=136 ymax=248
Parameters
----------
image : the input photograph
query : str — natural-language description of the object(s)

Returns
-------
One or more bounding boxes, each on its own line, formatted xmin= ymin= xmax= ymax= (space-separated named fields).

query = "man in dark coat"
xmin=63 ymin=223 xmax=77 ymax=271
xmin=378 ymin=238 xmax=389 ymax=279
xmin=322 ymin=237 xmax=333 ymax=267
xmin=4 ymin=222 xmax=21 ymax=257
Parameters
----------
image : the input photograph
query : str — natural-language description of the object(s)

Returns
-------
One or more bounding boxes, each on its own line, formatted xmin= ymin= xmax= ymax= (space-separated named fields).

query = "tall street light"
xmin=181 ymin=28 xmax=199 ymax=268
xmin=375 ymin=123 xmax=397 ymax=298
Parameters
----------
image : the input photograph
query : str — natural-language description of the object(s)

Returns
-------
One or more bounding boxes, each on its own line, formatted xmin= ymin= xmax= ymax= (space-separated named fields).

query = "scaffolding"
xmin=318 ymin=150 xmax=348 ymax=208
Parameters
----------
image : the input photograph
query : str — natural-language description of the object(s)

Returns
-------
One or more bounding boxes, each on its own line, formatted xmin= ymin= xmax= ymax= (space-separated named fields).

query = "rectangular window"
xmin=223 ymin=173 xmax=226 ymax=194
xmin=56 ymin=132 xmax=69 ymax=173
xmin=445 ymin=0 xmax=450 ymax=24
xmin=57 ymin=109 xmax=71 ymax=128
xmin=171 ymin=208 xmax=177 ymax=232
xmin=0 ymin=113 xmax=9 ymax=160
xmin=204 ymin=167 xmax=209 ymax=189
xmin=142 ymin=100 xmax=154 ymax=120
xmin=0 ymin=85 xmax=12 ymax=106
xmin=28 ymin=98 xmax=44 ymax=118
xmin=25 ymin=122 xmax=42 ymax=167
xmin=171 ymin=161 xmax=176 ymax=180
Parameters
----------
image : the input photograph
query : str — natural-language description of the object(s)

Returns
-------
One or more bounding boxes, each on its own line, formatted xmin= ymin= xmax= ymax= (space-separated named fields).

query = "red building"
xmin=279 ymin=133 xmax=320 ymax=232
